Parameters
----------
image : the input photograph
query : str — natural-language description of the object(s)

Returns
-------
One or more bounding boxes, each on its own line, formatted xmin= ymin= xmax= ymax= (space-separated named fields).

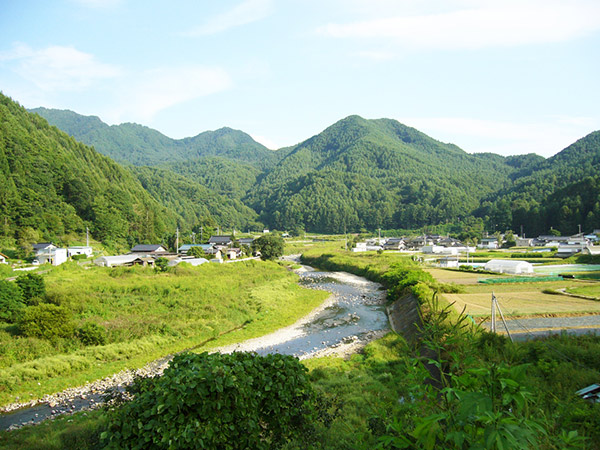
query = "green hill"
xmin=1 ymin=94 xmax=264 ymax=249
xmin=248 ymin=115 xmax=520 ymax=232
xmin=30 ymin=107 xmax=278 ymax=169
xmin=475 ymin=131 xmax=600 ymax=236
xmin=1 ymin=95 xmax=177 ymax=248
xmin=26 ymin=104 xmax=600 ymax=236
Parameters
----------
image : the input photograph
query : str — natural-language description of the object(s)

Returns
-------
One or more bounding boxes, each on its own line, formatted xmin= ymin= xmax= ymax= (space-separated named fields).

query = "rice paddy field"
xmin=427 ymin=267 xmax=600 ymax=318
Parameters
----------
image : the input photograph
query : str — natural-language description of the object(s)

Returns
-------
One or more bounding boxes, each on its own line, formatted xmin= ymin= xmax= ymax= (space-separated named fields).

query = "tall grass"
xmin=0 ymin=260 xmax=328 ymax=405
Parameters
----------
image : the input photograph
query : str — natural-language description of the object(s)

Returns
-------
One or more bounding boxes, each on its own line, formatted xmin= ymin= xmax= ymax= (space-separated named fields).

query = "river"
xmin=0 ymin=260 xmax=389 ymax=431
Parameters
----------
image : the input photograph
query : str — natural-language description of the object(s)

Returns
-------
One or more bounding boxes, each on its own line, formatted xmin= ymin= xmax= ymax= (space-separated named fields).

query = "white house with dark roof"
xmin=32 ymin=243 xmax=57 ymax=254
xmin=208 ymin=236 xmax=233 ymax=246
xmin=94 ymin=254 xmax=154 ymax=268
xmin=130 ymin=244 xmax=168 ymax=254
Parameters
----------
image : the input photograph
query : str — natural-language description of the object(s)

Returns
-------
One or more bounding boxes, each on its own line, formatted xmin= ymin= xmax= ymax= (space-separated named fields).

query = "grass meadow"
xmin=0 ymin=260 xmax=328 ymax=406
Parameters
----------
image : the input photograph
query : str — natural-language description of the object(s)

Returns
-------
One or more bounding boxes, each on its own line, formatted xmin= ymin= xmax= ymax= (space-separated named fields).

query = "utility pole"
xmin=191 ymin=232 xmax=196 ymax=244
xmin=200 ymin=226 xmax=203 ymax=243
xmin=491 ymin=292 xmax=513 ymax=342
xmin=86 ymin=227 xmax=89 ymax=247
xmin=175 ymin=227 xmax=179 ymax=254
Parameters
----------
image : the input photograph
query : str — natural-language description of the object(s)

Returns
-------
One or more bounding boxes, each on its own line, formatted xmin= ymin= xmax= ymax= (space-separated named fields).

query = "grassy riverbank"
xmin=0 ymin=260 xmax=328 ymax=406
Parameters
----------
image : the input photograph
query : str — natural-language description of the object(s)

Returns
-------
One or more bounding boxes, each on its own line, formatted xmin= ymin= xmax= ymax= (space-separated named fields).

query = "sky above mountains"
xmin=1 ymin=0 xmax=599 ymax=157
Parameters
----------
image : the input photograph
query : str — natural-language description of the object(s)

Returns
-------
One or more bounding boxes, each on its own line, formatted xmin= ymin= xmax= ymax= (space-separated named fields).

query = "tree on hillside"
xmin=252 ymin=234 xmax=284 ymax=260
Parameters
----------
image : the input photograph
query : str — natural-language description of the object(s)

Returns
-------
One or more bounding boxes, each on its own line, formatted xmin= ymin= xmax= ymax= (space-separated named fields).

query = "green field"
xmin=0 ymin=260 xmax=328 ymax=406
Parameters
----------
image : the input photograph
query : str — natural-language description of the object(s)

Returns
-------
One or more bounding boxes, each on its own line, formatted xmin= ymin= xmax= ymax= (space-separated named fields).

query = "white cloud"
xmin=319 ymin=0 xmax=600 ymax=50
xmin=184 ymin=0 xmax=272 ymax=36
xmin=110 ymin=66 xmax=233 ymax=122
xmin=398 ymin=116 xmax=598 ymax=157
xmin=0 ymin=44 xmax=120 ymax=91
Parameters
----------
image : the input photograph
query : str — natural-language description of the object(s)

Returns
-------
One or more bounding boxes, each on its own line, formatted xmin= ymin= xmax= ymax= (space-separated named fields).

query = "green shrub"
xmin=0 ymin=280 xmax=25 ymax=322
xmin=103 ymin=352 xmax=330 ymax=450
xmin=18 ymin=304 xmax=75 ymax=340
xmin=71 ymin=253 xmax=88 ymax=261
xmin=77 ymin=322 xmax=108 ymax=346
xmin=15 ymin=273 xmax=46 ymax=305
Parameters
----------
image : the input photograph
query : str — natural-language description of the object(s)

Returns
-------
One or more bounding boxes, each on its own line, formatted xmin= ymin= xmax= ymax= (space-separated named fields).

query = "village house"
xmin=208 ymin=235 xmax=233 ymax=246
xmin=33 ymin=248 xmax=68 ymax=266
xmin=67 ymin=246 xmax=93 ymax=258
xmin=438 ymin=256 xmax=460 ymax=268
xmin=94 ymin=255 xmax=155 ymax=268
xmin=130 ymin=244 xmax=168 ymax=255
xmin=178 ymin=244 xmax=213 ymax=255
xmin=383 ymin=238 xmax=406 ymax=251
xmin=32 ymin=243 xmax=57 ymax=254
xmin=478 ymin=237 xmax=499 ymax=249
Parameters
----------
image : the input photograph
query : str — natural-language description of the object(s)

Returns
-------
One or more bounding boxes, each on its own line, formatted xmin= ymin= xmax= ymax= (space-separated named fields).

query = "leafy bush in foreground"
xmin=18 ymin=303 xmax=75 ymax=340
xmin=0 ymin=280 xmax=25 ymax=322
xmin=103 ymin=352 xmax=331 ymax=450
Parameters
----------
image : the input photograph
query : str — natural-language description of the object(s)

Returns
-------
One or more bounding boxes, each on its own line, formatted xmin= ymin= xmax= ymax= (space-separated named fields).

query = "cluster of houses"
xmin=478 ymin=232 xmax=600 ymax=258
xmin=21 ymin=236 xmax=256 ymax=268
xmin=354 ymin=235 xmax=474 ymax=255
xmin=355 ymin=231 xmax=600 ymax=259
xmin=93 ymin=236 xmax=255 ymax=268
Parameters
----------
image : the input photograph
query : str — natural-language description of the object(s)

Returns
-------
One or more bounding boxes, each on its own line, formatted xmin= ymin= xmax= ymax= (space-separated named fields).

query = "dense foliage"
xmin=30 ymin=107 xmax=279 ymax=169
xmin=252 ymin=234 xmax=285 ymax=260
xmin=103 ymin=352 xmax=329 ymax=449
xmin=23 ymin=103 xmax=600 ymax=236
xmin=0 ymin=94 xmax=177 ymax=248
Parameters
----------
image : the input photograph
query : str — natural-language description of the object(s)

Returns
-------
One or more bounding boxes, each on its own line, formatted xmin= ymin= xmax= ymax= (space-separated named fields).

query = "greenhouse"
xmin=483 ymin=259 xmax=534 ymax=275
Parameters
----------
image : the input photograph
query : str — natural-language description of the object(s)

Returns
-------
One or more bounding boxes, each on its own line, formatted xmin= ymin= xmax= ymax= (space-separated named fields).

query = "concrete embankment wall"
xmin=386 ymin=294 xmax=422 ymax=342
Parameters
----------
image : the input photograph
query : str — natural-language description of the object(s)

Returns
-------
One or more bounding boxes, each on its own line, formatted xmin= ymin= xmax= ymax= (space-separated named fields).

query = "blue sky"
xmin=1 ymin=0 xmax=599 ymax=157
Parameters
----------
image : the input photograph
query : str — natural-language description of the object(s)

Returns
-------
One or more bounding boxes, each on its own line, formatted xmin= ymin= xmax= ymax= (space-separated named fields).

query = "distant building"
xmin=208 ymin=236 xmax=233 ymax=246
xmin=33 ymin=248 xmax=67 ymax=266
xmin=32 ymin=243 xmax=57 ymax=254
xmin=131 ymin=244 xmax=168 ymax=254
xmin=94 ymin=255 xmax=155 ymax=267
xmin=438 ymin=257 xmax=459 ymax=268
xmin=168 ymin=257 xmax=209 ymax=267
xmin=484 ymin=259 xmax=533 ymax=275
xmin=478 ymin=237 xmax=499 ymax=249
xmin=67 ymin=246 xmax=93 ymax=258
xmin=383 ymin=238 xmax=406 ymax=251
xmin=238 ymin=238 xmax=254 ymax=246
xmin=178 ymin=244 xmax=213 ymax=255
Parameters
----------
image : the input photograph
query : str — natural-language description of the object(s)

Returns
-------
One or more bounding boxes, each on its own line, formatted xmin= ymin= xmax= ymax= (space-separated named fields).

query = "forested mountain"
xmin=25 ymin=103 xmax=600 ymax=237
xmin=249 ymin=116 xmax=522 ymax=232
xmin=476 ymin=131 xmax=600 ymax=236
xmin=1 ymin=95 xmax=176 ymax=248
xmin=0 ymin=94 xmax=264 ymax=249
xmin=131 ymin=166 xmax=261 ymax=232
xmin=30 ymin=107 xmax=278 ymax=169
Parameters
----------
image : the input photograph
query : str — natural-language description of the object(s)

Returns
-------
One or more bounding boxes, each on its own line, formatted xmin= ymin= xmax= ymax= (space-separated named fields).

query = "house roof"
xmin=239 ymin=238 xmax=254 ymax=245
xmin=131 ymin=244 xmax=166 ymax=253
xmin=33 ymin=243 xmax=55 ymax=250
xmin=208 ymin=236 xmax=233 ymax=244
xmin=178 ymin=244 xmax=213 ymax=251
xmin=95 ymin=255 xmax=141 ymax=264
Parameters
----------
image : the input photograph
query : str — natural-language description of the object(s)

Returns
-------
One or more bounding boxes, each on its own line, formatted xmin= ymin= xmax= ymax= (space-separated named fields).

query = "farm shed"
xmin=94 ymin=255 xmax=152 ymax=267
xmin=484 ymin=259 xmax=533 ymax=275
